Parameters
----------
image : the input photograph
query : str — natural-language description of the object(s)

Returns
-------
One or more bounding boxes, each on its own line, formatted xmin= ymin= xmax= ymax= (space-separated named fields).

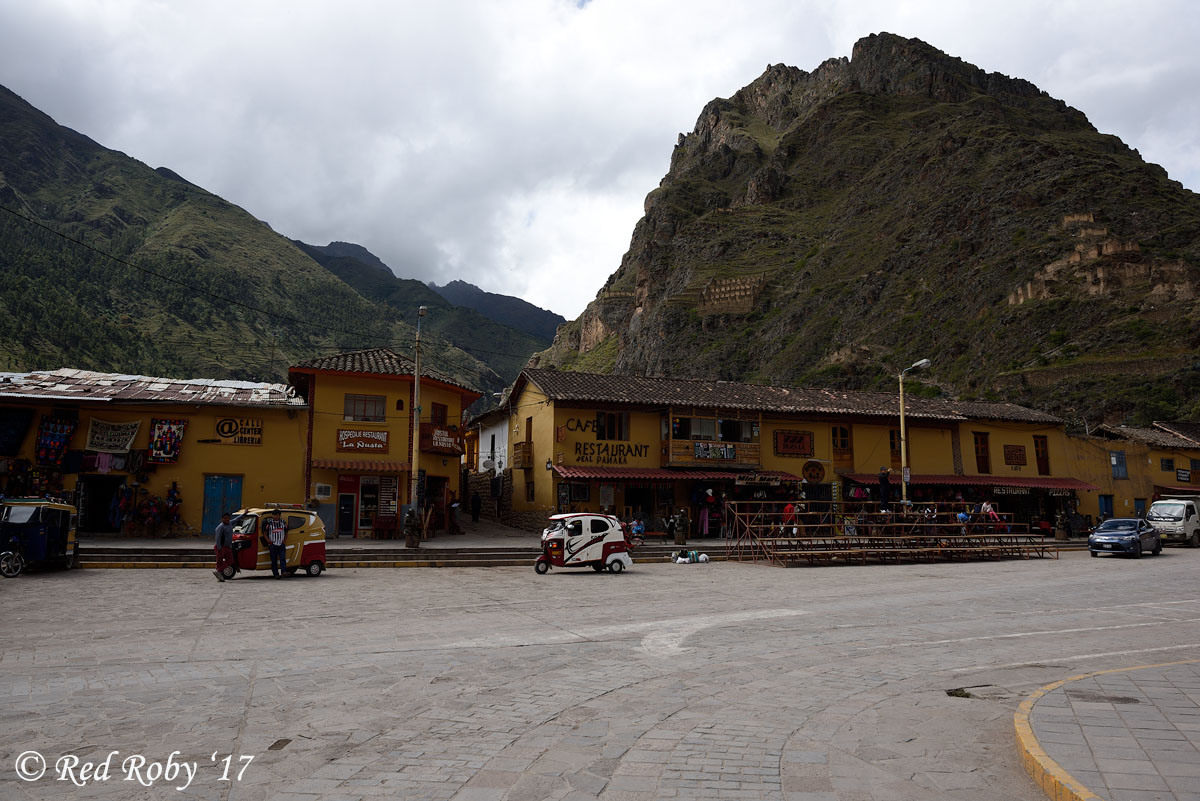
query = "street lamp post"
xmin=410 ymin=306 xmax=428 ymax=527
xmin=898 ymin=358 xmax=931 ymax=506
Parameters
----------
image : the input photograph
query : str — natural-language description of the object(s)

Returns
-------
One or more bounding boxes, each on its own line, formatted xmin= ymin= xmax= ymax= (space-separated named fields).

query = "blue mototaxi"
xmin=0 ymin=498 xmax=79 ymax=577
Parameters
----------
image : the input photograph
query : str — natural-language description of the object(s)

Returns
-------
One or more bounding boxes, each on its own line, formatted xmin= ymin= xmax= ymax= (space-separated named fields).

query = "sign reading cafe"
xmin=338 ymin=429 xmax=389 ymax=453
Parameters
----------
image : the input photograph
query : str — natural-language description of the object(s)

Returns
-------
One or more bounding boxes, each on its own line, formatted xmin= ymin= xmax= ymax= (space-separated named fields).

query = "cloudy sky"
xmin=2 ymin=1 xmax=1197 ymax=319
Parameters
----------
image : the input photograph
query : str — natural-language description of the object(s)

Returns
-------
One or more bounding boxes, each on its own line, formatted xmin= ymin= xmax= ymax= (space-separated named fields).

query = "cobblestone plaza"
xmin=4 ymin=552 xmax=1200 ymax=800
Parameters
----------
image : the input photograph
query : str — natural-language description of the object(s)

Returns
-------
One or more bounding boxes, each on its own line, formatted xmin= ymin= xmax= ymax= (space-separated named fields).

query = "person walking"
xmin=470 ymin=491 xmax=482 ymax=524
xmin=262 ymin=508 xmax=288 ymax=578
xmin=878 ymin=467 xmax=892 ymax=512
xmin=213 ymin=511 xmax=233 ymax=582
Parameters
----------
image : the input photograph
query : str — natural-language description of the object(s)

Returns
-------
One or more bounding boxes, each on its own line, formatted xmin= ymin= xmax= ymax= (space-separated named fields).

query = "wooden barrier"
xmin=724 ymin=500 xmax=1057 ymax=567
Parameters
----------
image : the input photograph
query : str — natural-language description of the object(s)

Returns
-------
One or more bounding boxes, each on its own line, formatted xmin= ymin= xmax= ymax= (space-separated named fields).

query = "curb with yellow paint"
xmin=1015 ymin=659 xmax=1200 ymax=801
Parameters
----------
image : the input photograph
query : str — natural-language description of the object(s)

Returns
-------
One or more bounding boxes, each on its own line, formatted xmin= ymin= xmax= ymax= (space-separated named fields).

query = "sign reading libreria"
xmin=338 ymin=429 xmax=389 ymax=453
xmin=215 ymin=418 xmax=262 ymax=445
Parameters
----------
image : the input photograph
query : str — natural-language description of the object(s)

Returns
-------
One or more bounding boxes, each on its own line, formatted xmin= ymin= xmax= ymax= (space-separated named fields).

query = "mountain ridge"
xmin=534 ymin=32 xmax=1200 ymax=425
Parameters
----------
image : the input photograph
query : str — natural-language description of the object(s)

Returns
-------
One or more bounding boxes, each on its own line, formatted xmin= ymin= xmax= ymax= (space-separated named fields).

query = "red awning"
xmin=843 ymin=473 xmax=1098 ymax=491
xmin=551 ymin=466 xmax=799 ymax=481
xmin=311 ymin=458 xmax=411 ymax=473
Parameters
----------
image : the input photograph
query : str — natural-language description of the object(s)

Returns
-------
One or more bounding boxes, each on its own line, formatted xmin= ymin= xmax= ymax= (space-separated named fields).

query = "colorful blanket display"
xmin=35 ymin=416 xmax=77 ymax=467
xmin=86 ymin=418 xmax=141 ymax=453
xmin=147 ymin=419 xmax=188 ymax=464
xmin=0 ymin=408 xmax=34 ymax=457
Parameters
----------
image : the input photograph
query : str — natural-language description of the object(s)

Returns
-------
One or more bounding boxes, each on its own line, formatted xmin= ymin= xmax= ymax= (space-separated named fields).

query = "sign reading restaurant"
xmin=338 ymin=429 xmax=389 ymax=453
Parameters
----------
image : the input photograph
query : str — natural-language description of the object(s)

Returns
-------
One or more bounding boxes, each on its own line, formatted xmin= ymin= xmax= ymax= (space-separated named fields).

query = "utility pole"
xmin=899 ymin=358 xmax=931 ymax=505
xmin=409 ymin=307 xmax=428 ymax=523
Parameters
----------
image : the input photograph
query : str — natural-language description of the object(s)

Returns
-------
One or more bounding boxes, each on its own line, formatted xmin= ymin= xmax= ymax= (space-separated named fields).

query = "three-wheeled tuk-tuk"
xmin=226 ymin=504 xmax=327 ymax=578
xmin=535 ymin=512 xmax=634 ymax=574
xmin=0 ymin=498 xmax=79 ymax=578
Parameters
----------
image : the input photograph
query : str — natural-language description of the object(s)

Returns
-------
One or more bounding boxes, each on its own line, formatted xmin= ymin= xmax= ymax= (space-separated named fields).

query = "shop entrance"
xmin=76 ymin=474 xmax=126 ymax=533
xmin=336 ymin=493 xmax=356 ymax=537
xmin=425 ymin=475 xmax=448 ymax=531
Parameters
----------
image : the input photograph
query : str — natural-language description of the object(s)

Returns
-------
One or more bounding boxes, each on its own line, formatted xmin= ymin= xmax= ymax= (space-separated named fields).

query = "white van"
xmin=1147 ymin=497 xmax=1200 ymax=547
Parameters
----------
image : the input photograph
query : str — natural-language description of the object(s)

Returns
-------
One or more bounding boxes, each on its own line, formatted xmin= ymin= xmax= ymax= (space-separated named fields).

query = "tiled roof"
xmin=1096 ymin=424 xmax=1199 ymax=449
xmin=1154 ymin=422 xmax=1200 ymax=447
xmin=0 ymin=369 xmax=303 ymax=408
xmin=520 ymin=369 xmax=1061 ymax=424
xmin=291 ymin=348 xmax=478 ymax=394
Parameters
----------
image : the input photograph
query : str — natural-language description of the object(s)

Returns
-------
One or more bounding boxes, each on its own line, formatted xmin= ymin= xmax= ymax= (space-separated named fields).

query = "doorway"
xmin=202 ymin=475 xmax=243 ymax=535
xmin=337 ymin=493 xmax=357 ymax=537
xmin=76 ymin=475 xmax=126 ymax=533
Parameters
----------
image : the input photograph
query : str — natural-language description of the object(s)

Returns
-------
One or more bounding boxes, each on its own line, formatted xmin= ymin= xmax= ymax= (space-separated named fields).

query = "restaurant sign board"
xmin=337 ymin=429 xmax=389 ymax=453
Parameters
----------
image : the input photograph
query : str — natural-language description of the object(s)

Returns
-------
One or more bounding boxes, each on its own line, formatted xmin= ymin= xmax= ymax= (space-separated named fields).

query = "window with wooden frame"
xmin=431 ymin=402 xmax=448 ymax=425
xmin=344 ymin=394 xmax=386 ymax=422
xmin=888 ymin=429 xmax=901 ymax=457
xmin=595 ymin=411 xmax=630 ymax=441
xmin=973 ymin=432 xmax=991 ymax=474
xmin=832 ymin=425 xmax=852 ymax=455
xmin=1162 ymin=457 xmax=1176 ymax=472
xmin=1110 ymin=450 xmax=1128 ymax=480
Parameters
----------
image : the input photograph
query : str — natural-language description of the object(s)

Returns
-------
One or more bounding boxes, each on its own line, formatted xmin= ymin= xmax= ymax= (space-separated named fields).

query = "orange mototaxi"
xmin=535 ymin=512 xmax=634 ymax=574
xmin=226 ymin=504 xmax=327 ymax=578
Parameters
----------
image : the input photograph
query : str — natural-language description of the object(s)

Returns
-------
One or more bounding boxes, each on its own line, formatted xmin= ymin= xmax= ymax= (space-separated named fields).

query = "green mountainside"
xmin=429 ymin=280 xmax=566 ymax=342
xmin=0 ymin=84 xmax=529 ymax=392
xmin=294 ymin=241 xmax=550 ymax=383
xmin=535 ymin=33 xmax=1200 ymax=425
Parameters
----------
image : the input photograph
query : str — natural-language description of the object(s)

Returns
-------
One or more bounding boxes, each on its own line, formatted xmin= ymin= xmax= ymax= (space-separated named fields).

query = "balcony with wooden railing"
xmin=511 ymin=440 xmax=534 ymax=470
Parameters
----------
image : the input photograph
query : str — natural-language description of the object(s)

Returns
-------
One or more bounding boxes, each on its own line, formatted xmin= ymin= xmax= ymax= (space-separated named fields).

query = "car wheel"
xmin=1191 ymin=532 xmax=1200 ymax=549
xmin=1153 ymin=538 xmax=1163 ymax=556
xmin=221 ymin=564 xmax=236 ymax=579
xmin=608 ymin=559 xmax=625 ymax=573
xmin=0 ymin=551 xmax=24 ymax=578
xmin=305 ymin=561 xmax=323 ymax=577
xmin=1132 ymin=541 xmax=1143 ymax=559
xmin=1090 ymin=550 xmax=1098 ymax=557
xmin=534 ymin=560 xmax=549 ymax=575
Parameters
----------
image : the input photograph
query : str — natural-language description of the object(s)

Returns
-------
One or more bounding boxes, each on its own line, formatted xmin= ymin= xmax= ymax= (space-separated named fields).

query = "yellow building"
xmin=0 ymin=368 xmax=306 ymax=535
xmin=288 ymin=349 xmax=480 ymax=538
xmin=498 ymin=369 xmax=1095 ymax=532
xmin=1065 ymin=424 xmax=1200 ymax=521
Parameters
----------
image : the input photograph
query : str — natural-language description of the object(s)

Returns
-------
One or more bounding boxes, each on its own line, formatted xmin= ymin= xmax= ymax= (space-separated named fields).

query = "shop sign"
xmin=1049 ymin=489 xmax=1075 ymax=497
xmin=802 ymin=460 xmax=825 ymax=482
xmin=1003 ymin=445 xmax=1027 ymax=466
xmin=774 ymin=430 xmax=814 ymax=457
xmin=694 ymin=442 xmax=736 ymax=460
xmin=1178 ymin=468 xmax=1192 ymax=484
xmin=420 ymin=424 xmax=462 ymax=455
xmin=215 ymin=417 xmax=262 ymax=445
xmin=993 ymin=486 xmax=1030 ymax=495
xmin=735 ymin=473 xmax=782 ymax=486
xmin=338 ymin=429 xmax=389 ymax=453
xmin=574 ymin=441 xmax=648 ymax=464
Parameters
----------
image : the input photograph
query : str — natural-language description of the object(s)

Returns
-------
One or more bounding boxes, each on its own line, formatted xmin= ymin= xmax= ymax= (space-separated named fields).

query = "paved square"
xmin=4 ymin=550 xmax=1200 ymax=800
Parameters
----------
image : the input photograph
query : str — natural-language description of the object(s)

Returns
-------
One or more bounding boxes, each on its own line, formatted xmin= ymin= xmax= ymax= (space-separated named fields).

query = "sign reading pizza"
xmin=337 ymin=429 xmax=389 ymax=453
xmin=774 ymin=430 xmax=814 ymax=457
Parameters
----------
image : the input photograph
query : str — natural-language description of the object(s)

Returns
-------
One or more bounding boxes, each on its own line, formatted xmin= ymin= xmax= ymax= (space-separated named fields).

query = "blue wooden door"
xmin=1099 ymin=495 xmax=1114 ymax=520
xmin=202 ymin=475 xmax=243 ymax=536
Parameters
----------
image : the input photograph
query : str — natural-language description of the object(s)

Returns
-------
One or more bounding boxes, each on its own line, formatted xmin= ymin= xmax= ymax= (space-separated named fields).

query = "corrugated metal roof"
xmin=521 ymin=369 xmax=1062 ymax=424
xmin=0 ymin=368 xmax=304 ymax=408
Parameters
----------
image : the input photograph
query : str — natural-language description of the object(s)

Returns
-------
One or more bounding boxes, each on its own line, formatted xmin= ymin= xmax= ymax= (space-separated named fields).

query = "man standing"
xmin=263 ymin=508 xmax=288 ymax=578
xmin=470 ymin=491 xmax=482 ymax=524
xmin=213 ymin=511 xmax=233 ymax=582
xmin=878 ymin=467 xmax=892 ymax=512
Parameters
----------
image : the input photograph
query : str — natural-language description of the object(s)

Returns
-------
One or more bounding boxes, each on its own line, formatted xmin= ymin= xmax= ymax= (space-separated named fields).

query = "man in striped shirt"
xmin=263 ymin=509 xmax=288 ymax=578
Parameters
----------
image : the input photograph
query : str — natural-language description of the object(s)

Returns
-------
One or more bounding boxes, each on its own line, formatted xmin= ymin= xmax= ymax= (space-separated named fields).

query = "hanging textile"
xmin=147 ymin=419 xmax=188 ymax=464
xmin=0 ymin=408 xmax=34 ymax=456
xmin=35 ymin=416 xmax=77 ymax=467
xmin=85 ymin=419 xmax=141 ymax=453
